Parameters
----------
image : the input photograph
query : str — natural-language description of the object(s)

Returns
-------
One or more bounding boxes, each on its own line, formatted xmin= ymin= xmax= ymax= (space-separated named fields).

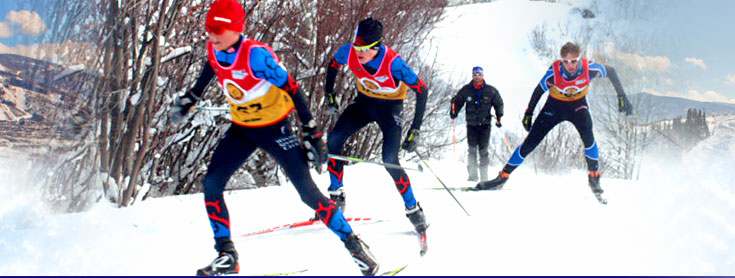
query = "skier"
xmin=474 ymin=42 xmax=633 ymax=203
xmin=323 ymin=18 xmax=429 ymax=236
xmin=170 ymin=0 xmax=378 ymax=275
xmin=450 ymin=66 xmax=504 ymax=181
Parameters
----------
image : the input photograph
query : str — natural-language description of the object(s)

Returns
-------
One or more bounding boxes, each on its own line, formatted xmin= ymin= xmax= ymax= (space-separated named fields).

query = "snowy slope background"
xmin=1 ymin=0 xmax=733 ymax=275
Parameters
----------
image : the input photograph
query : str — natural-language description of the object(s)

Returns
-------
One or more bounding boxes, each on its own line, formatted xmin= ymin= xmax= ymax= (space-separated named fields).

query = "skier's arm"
xmin=451 ymin=88 xmax=466 ymax=114
xmin=525 ymin=84 xmax=546 ymax=114
xmin=189 ymin=63 xmax=216 ymax=98
xmin=408 ymin=78 xmax=428 ymax=130
xmin=526 ymin=67 xmax=553 ymax=114
xmin=324 ymin=58 xmax=341 ymax=95
xmin=392 ymin=57 xmax=428 ymax=130
xmin=598 ymin=64 xmax=633 ymax=115
xmin=324 ymin=45 xmax=350 ymax=95
xmin=491 ymin=86 xmax=504 ymax=120
xmin=250 ymin=47 xmax=313 ymax=125
xmin=602 ymin=65 xmax=626 ymax=97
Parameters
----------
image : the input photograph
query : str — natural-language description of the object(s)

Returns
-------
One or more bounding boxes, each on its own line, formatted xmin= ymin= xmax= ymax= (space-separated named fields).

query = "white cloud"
xmin=642 ymin=88 xmax=735 ymax=104
xmin=5 ymin=10 xmax=46 ymax=35
xmin=684 ymin=57 xmax=707 ymax=70
xmin=659 ymin=78 xmax=673 ymax=86
xmin=600 ymin=42 xmax=672 ymax=73
xmin=642 ymin=88 xmax=682 ymax=98
xmin=725 ymin=74 xmax=735 ymax=85
xmin=686 ymin=89 xmax=735 ymax=103
xmin=0 ymin=22 xmax=11 ymax=38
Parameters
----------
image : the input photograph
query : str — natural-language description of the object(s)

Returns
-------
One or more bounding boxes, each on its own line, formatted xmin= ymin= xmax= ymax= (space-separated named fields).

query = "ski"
xmin=426 ymin=186 xmax=507 ymax=192
xmin=595 ymin=193 xmax=608 ymax=205
xmin=379 ymin=264 xmax=408 ymax=276
xmin=257 ymin=269 xmax=308 ymax=276
xmin=239 ymin=217 xmax=379 ymax=238
xmin=418 ymin=232 xmax=428 ymax=257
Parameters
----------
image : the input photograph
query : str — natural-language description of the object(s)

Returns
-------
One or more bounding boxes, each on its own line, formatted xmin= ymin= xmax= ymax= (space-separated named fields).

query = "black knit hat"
xmin=354 ymin=18 xmax=383 ymax=49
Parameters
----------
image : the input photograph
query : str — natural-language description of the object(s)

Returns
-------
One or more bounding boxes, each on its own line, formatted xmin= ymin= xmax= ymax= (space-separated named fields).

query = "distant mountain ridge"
xmin=632 ymin=93 xmax=735 ymax=122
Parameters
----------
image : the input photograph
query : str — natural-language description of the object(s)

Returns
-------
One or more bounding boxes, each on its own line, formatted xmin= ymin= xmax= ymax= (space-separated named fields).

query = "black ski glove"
xmin=171 ymin=90 xmax=199 ymax=124
xmin=325 ymin=91 xmax=339 ymax=115
xmin=449 ymin=102 xmax=458 ymax=119
xmin=522 ymin=112 xmax=533 ymax=132
xmin=303 ymin=124 xmax=327 ymax=166
xmin=495 ymin=118 xmax=502 ymax=128
xmin=618 ymin=94 xmax=633 ymax=116
xmin=401 ymin=128 xmax=420 ymax=152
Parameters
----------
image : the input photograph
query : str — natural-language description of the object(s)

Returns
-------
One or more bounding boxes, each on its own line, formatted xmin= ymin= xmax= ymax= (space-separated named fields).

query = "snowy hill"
xmin=1 ymin=1 xmax=734 ymax=276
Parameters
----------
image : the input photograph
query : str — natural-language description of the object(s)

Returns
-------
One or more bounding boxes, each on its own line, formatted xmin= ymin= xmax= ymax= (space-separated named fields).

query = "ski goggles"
xmin=353 ymin=40 xmax=381 ymax=52
xmin=472 ymin=71 xmax=483 ymax=77
xmin=206 ymin=24 xmax=226 ymax=35
xmin=561 ymin=56 xmax=581 ymax=64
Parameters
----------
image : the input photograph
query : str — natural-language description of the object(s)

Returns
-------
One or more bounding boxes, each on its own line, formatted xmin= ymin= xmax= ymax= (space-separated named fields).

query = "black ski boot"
xmin=589 ymin=171 xmax=607 ymax=204
xmin=588 ymin=171 xmax=603 ymax=194
xmin=474 ymin=171 xmax=509 ymax=190
xmin=405 ymin=203 xmax=429 ymax=234
xmin=329 ymin=188 xmax=346 ymax=212
xmin=343 ymin=233 xmax=379 ymax=276
xmin=196 ymin=238 xmax=239 ymax=276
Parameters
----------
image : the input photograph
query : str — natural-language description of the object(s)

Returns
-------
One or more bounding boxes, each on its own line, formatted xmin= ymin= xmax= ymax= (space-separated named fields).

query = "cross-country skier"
xmin=170 ymin=0 xmax=378 ymax=275
xmin=450 ymin=66 xmax=504 ymax=181
xmin=323 ymin=18 xmax=429 ymax=236
xmin=474 ymin=42 xmax=633 ymax=203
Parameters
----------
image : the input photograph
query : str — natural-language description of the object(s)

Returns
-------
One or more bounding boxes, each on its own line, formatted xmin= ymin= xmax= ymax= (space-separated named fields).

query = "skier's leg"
xmin=478 ymin=124 xmax=491 ymax=181
xmin=570 ymin=106 xmax=602 ymax=194
xmin=197 ymin=126 xmax=255 ymax=275
xmin=466 ymin=125 xmax=479 ymax=181
xmin=256 ymin=121 xmax=379 ymax=275
xmin=503 ymin=105 xmax=562 ymax=174
xmin=477 ymin=105 xmax=562 ymax=190
xmin=202 ymin=125 xmax=255 ymax=244
xmin=375 ymin=104 xmax=428 ymax=233
xmin=326 ymin=102 xmax=372 ymax=192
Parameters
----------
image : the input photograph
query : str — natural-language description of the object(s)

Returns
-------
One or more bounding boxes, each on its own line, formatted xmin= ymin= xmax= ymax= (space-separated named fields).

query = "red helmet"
xmin=205 ymin=0 xmax=245 ymax=35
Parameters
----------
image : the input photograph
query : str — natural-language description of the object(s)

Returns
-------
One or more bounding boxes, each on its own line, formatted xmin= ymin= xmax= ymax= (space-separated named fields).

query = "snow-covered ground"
xmin=1 ymin=0 xmax=733 ymax=276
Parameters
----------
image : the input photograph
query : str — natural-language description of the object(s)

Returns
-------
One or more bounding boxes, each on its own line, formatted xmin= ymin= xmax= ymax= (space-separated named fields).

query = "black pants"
xmin=504 ymin=98 xmax=599 ymax=173
xmin=467 ymin=124 xmax=491 ymax=180
xmin=326 ymin=95 xmax=417 ymax=208
xmin=202 ymin=121 xmax=352 ymax=244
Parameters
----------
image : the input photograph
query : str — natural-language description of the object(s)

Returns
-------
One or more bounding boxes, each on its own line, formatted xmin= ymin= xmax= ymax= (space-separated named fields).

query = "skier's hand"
xmin=449 ymin=108 xmax=458 ymax=119
xmin=303 ymin=125 xmax=327 ymax=166
xmin=522 ymin=112 xmax=533 ymax=132
xmin=401 ymin=128 xmax=420 ymax=152
xmin=495 ymin=119 xmax=502 ymax=128
xmin=617 ymin=94 xmax=633 ymax=116
xmin=325 ymin=91 xmax=339 ymax=115
xmin=170 ymin=90 xmax=199 ymax=124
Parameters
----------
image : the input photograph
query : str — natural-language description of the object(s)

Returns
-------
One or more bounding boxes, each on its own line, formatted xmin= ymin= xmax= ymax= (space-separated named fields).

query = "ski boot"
xmin=474 ymin=171 xmax=509 ymax=190
xmin=405 ymin=203 xmax=428 ymax=234
xmin=196 ymin=238 xmax=239 ymax=276
xmin=329 ymin=188 xmax=346 ymax=212
xmin=406 ymin=203 xmax=429 ymax=256
xmin=343 ymin=233 xmax=379 ymax=276
xmin=588 ymin=171 xmax=607 ymax=204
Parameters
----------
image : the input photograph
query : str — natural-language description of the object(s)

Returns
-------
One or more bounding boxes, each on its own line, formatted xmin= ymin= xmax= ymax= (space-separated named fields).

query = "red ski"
xmin=239 ymin=217 xmax=379 ymax=238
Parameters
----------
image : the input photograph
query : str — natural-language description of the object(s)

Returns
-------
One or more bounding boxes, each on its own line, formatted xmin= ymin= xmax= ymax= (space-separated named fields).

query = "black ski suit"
xmin=450 ymin=81 xmax=504 ymax=181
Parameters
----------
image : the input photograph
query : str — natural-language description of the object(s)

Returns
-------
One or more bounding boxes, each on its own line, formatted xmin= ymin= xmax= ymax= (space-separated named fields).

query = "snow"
xmin=1 ymin=0 xmax=733 ymax=276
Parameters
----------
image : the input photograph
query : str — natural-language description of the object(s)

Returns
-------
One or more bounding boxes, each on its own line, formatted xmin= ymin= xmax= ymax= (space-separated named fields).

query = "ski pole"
xmin=327 ymin=154 xmax=424 ymax=172
xmin=196 ymin=106 xmax=229 ymax=111
xmin=452 ymin=119 xmax=456 ymax=156
xmin=413 ymin=151 xmax=470 ymax=216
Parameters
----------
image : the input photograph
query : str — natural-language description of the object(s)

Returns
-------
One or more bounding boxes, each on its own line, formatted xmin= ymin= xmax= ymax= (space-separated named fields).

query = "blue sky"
xmin=615 ymin=0 xmax=735 ymax=103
